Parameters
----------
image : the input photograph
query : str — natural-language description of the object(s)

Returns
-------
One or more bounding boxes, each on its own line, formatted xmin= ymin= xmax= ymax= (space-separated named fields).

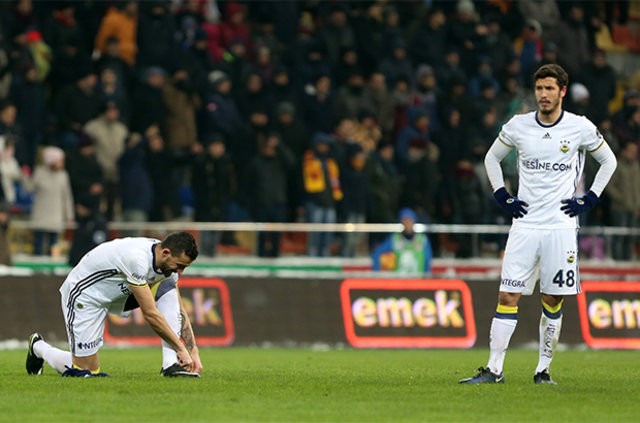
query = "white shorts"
xmin=500 ymin=227 xmax=581 ymax=296
xmin=60 ymin=288 xmax=107 ymax=357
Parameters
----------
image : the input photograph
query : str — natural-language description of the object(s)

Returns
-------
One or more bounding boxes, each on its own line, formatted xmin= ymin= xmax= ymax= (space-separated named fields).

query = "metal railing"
xmin=7 ymin=220 xmax=640 ymax=258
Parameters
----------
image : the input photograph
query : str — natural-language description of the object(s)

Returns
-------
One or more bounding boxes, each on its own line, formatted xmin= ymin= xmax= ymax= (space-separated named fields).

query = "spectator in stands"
xmin=352 ymin=2 xmax=385 ymax=73
xmin=53 ymin=69 xmax=102 ymax=150
xmin=251 ymin=45 xmax=276 ymax=89
xmin=9 ymin=61 xmax=46 ymax=168
xmin=607 ymin=141 xmax=640 ymax=260
xmin=269 ymin=66 xmax=299 ymax=111
xmin=363 ymin=71 xmax=394 ymax=137
xmin=220 ymin=2 xmax=252 ymax=54
xmin=612 ymin=89 xmax=640 ymax=138
xmin=350 ymin=108 xmax=382 ymax=154
xmin=42 ymin=2 xmax=85 ymax=59
xmin=378 ymin=38 xmax=414 ymax=91
xmin=236 ymin=71 xmax=271 ymax=121
xmin=409 ymin=8 xmax=447 ymax=68
xmin=46 ymin=32 xmax=91 ymax=95
xmin=411 ymin=64 xmax=441 ymax=132
xmin=446 ymin=0 xmax=483 ymax=74
xmin=251 ymin=12 xmax=285 ymax=62
xmin=93 ymin=36 xmax=133 ymax=90
xmin=334 ymin=46 xmax=360 ymax=88
xmin=273 ymin=101 xmax=308 ymax=161
xmin=400 ymin=137 xmax=439 ymax=224
xmin=96 ymin=66 xmax=130 ymax=124
xmin=162 ymin=67 xmax=200 ymax=154
xmin=515 ymin=19 xmax=543 ymax=87
xmin=303 ymin=132 xmax=342 ymax=257
xmin=191 ymin=133 xmax=236 ymax=257
xmin=118 ymin=132 xmax=152 ymax=228
xmin=432 ymin=107 xmax=469 ymax=222
xmin=553 ymin=3 xmax=591 ymax=75
xmin=235 ymin=108 xmax=270 ymax=174
xmin=366 ymin=140 xmax=401 ymax=246
xmin=396 ymin=107 xmax=431 ymax=168
xmin=339 ymin=142 xmax=369 ymax=257
xmin=468 ymin=56 xmax=500 ymax=98
xmin=435 ymin=46 xmax=467 ymax=93
xmin=175 ymin=23 xmax=213 ymax=98
xmin=452 ymin=159 xmax=487 ymax=257
xmin=335 ymin=68 xmax=369 ymax=121
xmin=0 ymin=136 xmax=23 ymax=207
xmin=130 ymin=66 xmax=166 ymax=134
xmin=565 ymin=82 xmax=591 ymax=117
xmin=83 ymin=101 xmax=128 ymax=220
xmin=517 ymin=0 xmax=561 ymax=39
xmin=484 ymin=12 xmax=515 ymax=75
xmin=136 ymin=1 xmax=177 ymax=69
xmin=94 ymin=1 xmax=138 ymax=66
xmin=244 ymin=133 xmax=295 ymax=257
xmin=317 ymin=4 xmax=356 ymax=66
xmin=0 ymin=101 xmax=23 ymax=166
xmin=67 ymin=195 xmax=107 ymax=267
xmin=614 ymin=108 xmax=640 ymax=157
xmin=200 ymin=70 xmax=243 ymax=145
xmin=66 ymin=132 xmax=104 ymax=214
xmin=0 ymin=200 xmax=10 ymax=265
xmin=26 ymin=146 xmax=74 ymax=255
xmin=301 ymin=74 xmax=335 ymax=134
xmin=577 ymin=48 xmax=617 ymax=124
xmin=371 ymin=207 xmax=432 ymax=274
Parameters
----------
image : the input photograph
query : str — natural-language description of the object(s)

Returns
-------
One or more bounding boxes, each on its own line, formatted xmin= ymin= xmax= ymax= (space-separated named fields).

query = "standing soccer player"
xmin=459 ymin=64 xmax=617 ymax=384
xmin=26 ymin=231 xmax=203 ymax=377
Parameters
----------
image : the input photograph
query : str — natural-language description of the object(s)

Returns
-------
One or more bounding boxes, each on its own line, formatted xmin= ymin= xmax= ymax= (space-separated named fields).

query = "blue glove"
xmin=493 ymin=187 xmax=529 ymax=219
xmin=560 ymin=190 xmax=599 ymax=217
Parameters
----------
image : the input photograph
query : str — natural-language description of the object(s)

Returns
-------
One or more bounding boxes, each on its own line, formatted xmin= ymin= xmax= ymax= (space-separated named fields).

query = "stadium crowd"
xmin=0 ymin=0 xmax=638 ymax=260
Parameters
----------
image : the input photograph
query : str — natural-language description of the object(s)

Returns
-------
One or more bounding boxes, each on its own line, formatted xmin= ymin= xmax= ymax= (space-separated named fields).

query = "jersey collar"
xmin=151 ymin=243 xmax=163 ymax=274
xmin=535 ymin=110 xmax=564 ymax=128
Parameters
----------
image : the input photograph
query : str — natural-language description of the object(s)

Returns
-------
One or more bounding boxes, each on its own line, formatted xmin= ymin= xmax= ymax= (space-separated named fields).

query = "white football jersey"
xmin=60 ymin=237 xmax=177 ymax=315
xmin=499 ymin=110 xmax=605 ymax=229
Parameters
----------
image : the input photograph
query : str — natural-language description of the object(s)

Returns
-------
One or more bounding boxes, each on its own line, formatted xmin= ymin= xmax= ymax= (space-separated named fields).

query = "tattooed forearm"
xmin=180 ymin=310 xmax=196 ymax=352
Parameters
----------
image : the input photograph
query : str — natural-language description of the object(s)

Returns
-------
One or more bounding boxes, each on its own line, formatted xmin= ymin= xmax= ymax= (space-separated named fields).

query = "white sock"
xmin=156 ymin=289 xmax=182 ymax=369
xmin=34 ymin=340 xmax=73 ymax=374
xmin=487 ymin=317 xmax=517 ymax=375
xmin=535 ymin=313 xmax=563 ymax=374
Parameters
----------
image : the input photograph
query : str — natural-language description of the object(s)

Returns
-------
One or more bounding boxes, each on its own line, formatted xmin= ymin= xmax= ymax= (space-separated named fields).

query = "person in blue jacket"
xmin=371 ymin=207 xmax=432 ymax=274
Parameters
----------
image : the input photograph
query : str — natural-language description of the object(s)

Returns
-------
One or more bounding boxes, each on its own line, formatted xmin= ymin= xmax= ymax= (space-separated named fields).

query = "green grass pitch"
xmin=2 ymin=347 xmax=639 ymax=422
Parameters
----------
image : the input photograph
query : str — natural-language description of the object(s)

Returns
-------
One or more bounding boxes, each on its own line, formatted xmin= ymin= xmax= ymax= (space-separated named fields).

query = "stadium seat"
xmin=611 ymin=24 xmax=640 ymax=52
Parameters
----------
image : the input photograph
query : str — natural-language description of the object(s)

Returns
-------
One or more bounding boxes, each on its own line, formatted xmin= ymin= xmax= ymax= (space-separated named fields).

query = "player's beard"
xmin=538 ymin=98 xmax=560 ymax=116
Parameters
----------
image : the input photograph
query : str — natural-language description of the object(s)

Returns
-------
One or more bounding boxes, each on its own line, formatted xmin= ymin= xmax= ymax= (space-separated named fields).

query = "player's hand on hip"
xmin=493 ymin=187 xmax=529 ymax=219
xmin=560 ymin=190 xmax=599 ymax=217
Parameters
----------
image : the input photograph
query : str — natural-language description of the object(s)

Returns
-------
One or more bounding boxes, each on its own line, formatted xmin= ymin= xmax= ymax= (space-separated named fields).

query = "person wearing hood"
xmin=303 ymin=132 xmax=342 ymax=256
xmin=371 ymin=207 xmax=433 ymax=274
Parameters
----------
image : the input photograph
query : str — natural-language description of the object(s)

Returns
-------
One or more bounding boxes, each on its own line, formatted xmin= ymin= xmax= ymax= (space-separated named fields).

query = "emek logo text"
xmin=351 ymin=290 xmax=464 ymax=328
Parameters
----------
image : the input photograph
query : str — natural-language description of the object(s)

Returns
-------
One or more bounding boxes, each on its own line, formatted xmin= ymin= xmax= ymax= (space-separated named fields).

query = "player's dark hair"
xmin=161 ymin=231 xmax=199 ymax=261
xmin=533 ymin=64 xmax=569 ymax=89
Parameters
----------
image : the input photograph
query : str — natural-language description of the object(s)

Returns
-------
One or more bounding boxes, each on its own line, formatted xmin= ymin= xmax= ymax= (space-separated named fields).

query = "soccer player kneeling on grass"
xmin=459 ymin=64 xmax=617 ymax=385
xmin=26 ymin=231 xmax=203 ymax=378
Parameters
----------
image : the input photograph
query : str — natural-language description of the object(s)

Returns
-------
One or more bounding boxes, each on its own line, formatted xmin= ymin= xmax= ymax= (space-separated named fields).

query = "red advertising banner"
xmin=340 ymin=279 xmax=476 ymax=348
xmin=105 ymin=278 xmax=235 ymax=346
xmin=577 ymin=281 xmax=640 ymax=349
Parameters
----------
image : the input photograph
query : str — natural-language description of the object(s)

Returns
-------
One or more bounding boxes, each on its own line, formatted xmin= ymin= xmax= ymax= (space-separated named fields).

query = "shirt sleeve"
xmin=484 ymin=138 xmax=514 ymax=193
xmin=588 ymin=141 xmax=617 ymax=197
xmin=119 ymin=251 xmax=149 ymax=286
xmin=580 ymin=116 xmax=606 ymax=152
